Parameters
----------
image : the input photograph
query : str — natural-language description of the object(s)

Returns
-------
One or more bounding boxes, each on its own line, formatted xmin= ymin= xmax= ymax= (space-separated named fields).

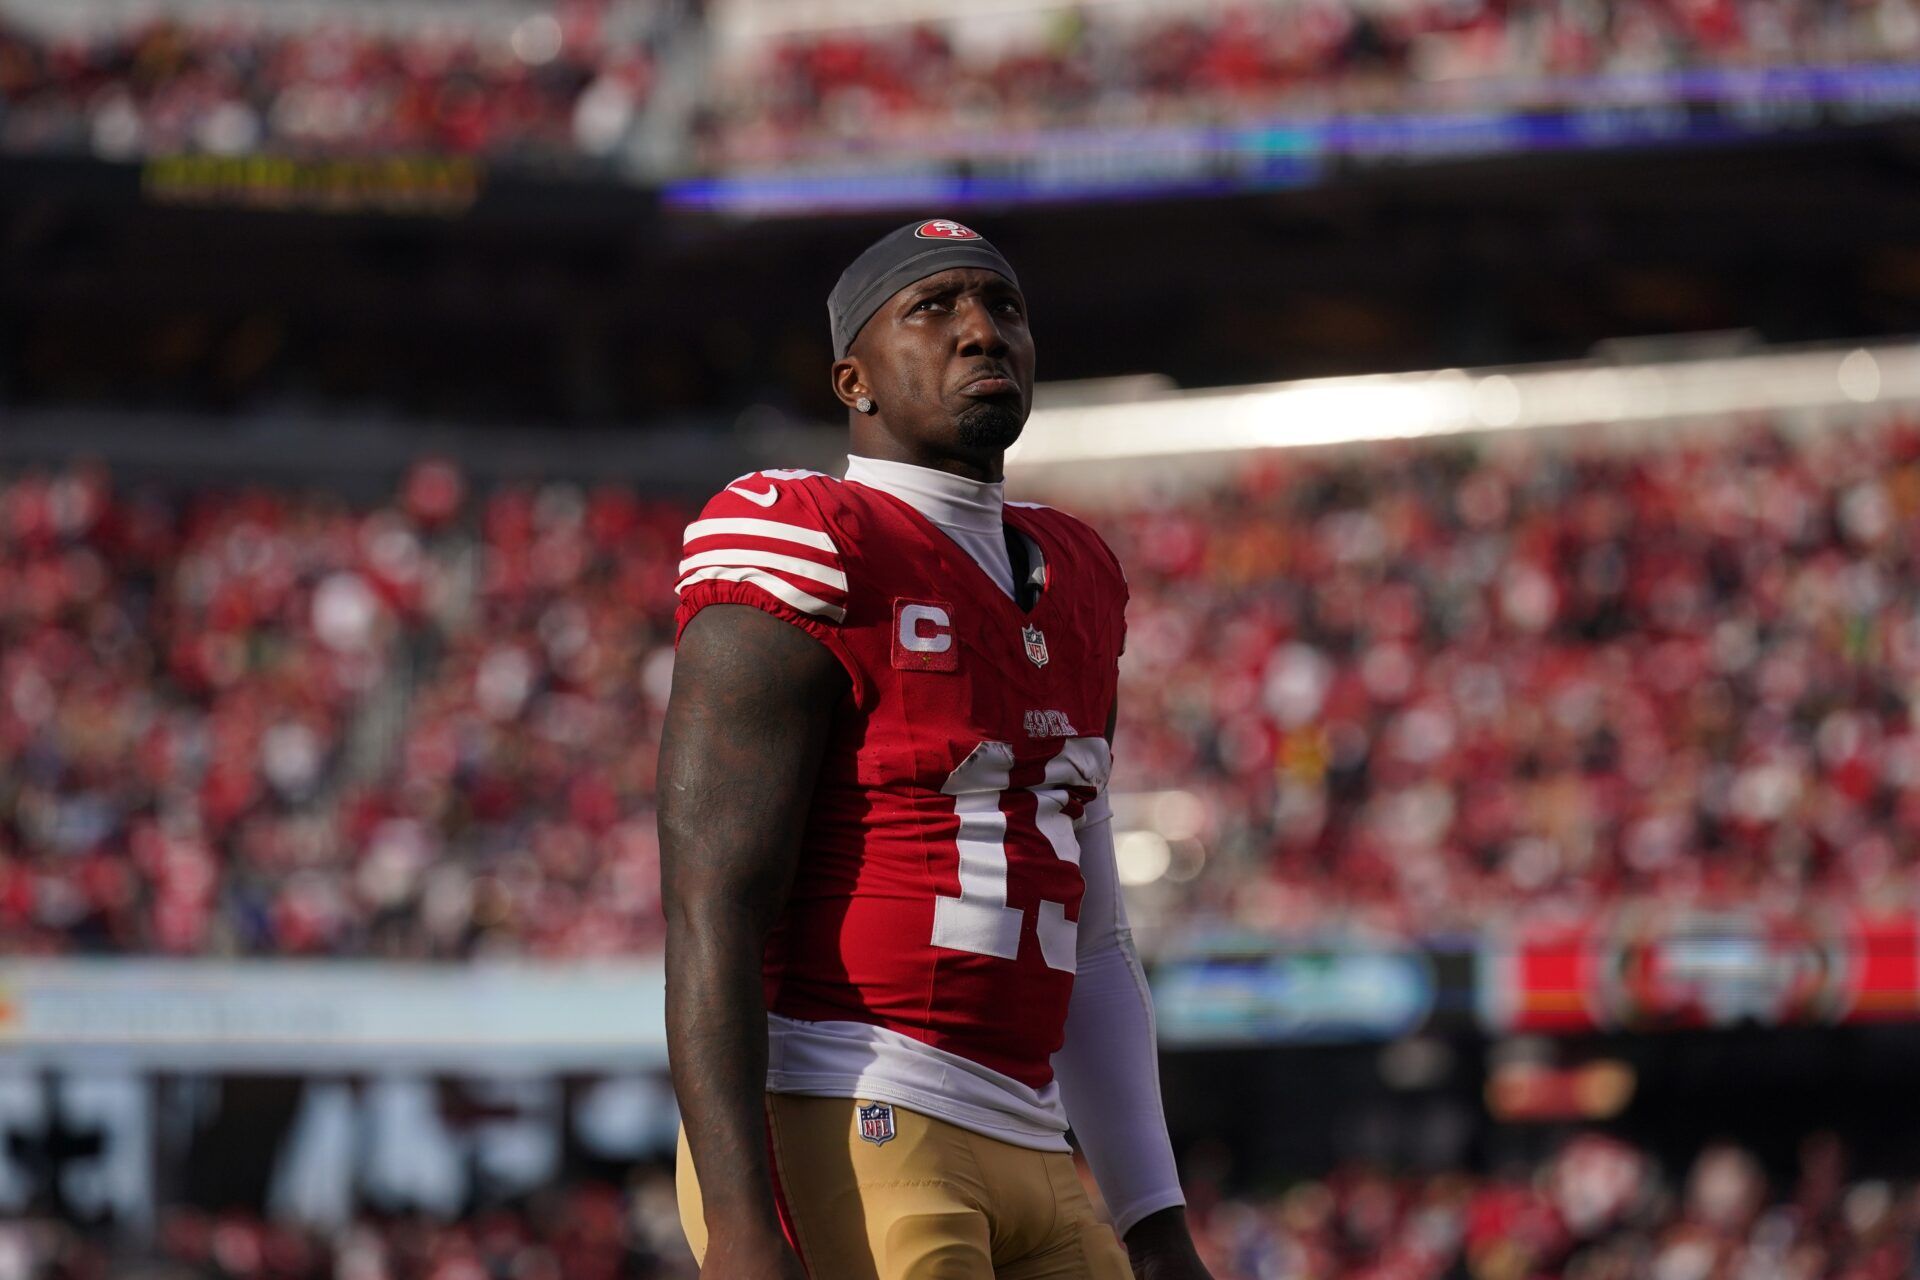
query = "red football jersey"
xmin=674 ymin=468 xmax=1127 ymax=1090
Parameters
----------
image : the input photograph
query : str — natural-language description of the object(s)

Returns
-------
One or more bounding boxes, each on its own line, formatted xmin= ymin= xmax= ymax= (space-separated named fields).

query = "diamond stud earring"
xmin=856 ymin=396 xmax=874 ymax=414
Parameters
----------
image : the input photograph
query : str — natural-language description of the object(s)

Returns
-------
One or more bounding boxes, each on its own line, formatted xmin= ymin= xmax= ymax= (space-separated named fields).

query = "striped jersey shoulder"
xmin=676 ymin=470 xmax=849 ymax=624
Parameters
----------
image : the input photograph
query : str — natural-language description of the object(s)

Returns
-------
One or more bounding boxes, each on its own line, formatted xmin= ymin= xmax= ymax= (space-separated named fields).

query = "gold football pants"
xmin=677 ymin=1094 xmax=1132 ymax=1280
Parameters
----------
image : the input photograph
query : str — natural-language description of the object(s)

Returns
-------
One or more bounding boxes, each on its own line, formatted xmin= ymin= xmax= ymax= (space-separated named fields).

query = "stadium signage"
xmin=0 ymin=961 xmax=667 ymax=1072
xmin=1478 ymin=907 xmax=1920 ymax=1033
xmin=1151 ymin=947 xmax=1436 ymax=1046
xmin=143 ymin=155 xmax=482 ymax=216
xmin=666 ymin=66 xmax=1920 ymax=217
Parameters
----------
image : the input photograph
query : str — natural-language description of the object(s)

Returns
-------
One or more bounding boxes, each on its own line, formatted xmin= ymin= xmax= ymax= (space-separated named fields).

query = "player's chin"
xmin=953 ymin=398 xmax=1027 ymax=453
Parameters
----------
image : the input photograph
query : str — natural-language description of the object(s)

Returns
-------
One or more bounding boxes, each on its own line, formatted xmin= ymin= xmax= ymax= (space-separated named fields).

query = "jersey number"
xmin=930 ymin=737 xmax=1112 ymax=974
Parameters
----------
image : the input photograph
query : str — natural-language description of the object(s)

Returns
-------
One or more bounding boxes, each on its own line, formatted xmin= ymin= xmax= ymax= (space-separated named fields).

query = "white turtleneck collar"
xmin=845 ymin=454 xmax=1015 ymax=598
xmin=845 ymin=454 xmax=1005 ymax=533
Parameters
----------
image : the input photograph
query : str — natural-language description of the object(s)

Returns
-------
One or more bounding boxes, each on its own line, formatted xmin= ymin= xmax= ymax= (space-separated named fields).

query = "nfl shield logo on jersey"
xmin=1022 ymin=624 xmax=1050 ymax=668
xmin=857 ymin=1101 xmax=896 ymax=1146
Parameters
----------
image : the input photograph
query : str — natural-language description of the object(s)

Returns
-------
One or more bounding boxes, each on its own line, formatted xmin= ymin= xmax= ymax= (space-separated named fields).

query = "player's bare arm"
xmin=659 ymin=603 xmax=847 ymax=1279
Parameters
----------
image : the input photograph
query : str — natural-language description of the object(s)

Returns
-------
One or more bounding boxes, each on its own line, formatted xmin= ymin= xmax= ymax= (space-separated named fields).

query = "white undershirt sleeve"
xmin=1051 ymin=792 xmax=1187 ymax=1238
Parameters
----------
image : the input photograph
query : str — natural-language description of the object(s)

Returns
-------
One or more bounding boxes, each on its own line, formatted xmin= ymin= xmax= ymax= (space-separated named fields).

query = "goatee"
xmin=955 ymin=401 xmax=1025 ymax=453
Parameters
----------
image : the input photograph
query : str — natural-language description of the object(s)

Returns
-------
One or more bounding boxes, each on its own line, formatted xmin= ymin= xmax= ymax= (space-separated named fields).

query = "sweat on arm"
xmin=657 ymin=602 xmax=848 ymax=1256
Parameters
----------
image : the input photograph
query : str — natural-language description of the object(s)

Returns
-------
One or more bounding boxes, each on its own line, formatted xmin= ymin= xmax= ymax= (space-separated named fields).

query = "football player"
xmin=660 ymin=219 xmax=1211 ymax=1280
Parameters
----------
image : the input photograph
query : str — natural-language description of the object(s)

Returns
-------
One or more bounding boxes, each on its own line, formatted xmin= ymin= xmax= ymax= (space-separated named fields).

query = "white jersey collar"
xmin=845 ymin=454 xmax=1004 ymax=537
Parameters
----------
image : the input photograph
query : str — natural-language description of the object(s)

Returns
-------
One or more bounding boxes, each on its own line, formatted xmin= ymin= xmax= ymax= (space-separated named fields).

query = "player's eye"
xmin=912 ymin=297 xmax=947 ymax=313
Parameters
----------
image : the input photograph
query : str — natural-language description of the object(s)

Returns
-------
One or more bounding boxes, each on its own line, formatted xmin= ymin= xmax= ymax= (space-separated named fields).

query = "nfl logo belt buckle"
xmin=857 ymin=1100 xmax=896 ymax=1146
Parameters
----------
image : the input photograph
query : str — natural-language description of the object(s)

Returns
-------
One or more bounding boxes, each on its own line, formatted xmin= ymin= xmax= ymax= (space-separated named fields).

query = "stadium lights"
xmin=1005 ymin=340 xmax=1920 ymax=471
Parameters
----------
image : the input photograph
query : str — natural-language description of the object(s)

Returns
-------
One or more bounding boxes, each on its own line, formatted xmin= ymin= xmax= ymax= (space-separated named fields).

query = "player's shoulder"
xmin=678 ymin=469 xmax=852 ymax=624
xmin=690 ymin=468 xmax=846 ymax=525
xmin=1007 ymin=496 xmax=1098 ymax=537
xmin=1008 ymin=498 xmax=1126 ymax=580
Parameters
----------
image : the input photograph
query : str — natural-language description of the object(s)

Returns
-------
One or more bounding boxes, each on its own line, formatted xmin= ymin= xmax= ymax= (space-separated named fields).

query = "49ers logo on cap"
xmin=915 ymin=219 xmax=981 ymax=241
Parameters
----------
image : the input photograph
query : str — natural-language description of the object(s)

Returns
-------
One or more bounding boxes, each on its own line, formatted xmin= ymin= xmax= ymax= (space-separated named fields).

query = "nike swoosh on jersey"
xmin=726 ymin=484 xmax=780 ymax=507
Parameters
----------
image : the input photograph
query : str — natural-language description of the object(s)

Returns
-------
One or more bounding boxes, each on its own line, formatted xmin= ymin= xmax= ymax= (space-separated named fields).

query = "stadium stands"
xmin=702 ymin=0 xmax=1920 ymax=165
xmin=4 ymin=0 xmax=1917 ymax=167
xmin=7 ymin=1165 xmax=698 ymax=1279
xmin=0 ymin=8 xmax=658 ymax=160
xmin=0 ymin=462 xmax=686 ymax=957
xmin=5 ymin=410 xmax=1919 ymax=957
xmin=10 ymin=1131 xmax=1914 ymax=1278
xmin=1191 ymin=1131 xmax=1911 ymax=1280
xmin=700 ymin=0 xmax=1920 ymax=166
xmin=1097 ymin=415 xmax=1920 ymax=941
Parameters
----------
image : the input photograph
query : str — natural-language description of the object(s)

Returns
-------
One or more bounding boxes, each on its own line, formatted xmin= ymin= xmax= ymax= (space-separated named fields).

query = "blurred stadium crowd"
xmin=3 ymin=0 xmax=1918 ymax=167
xmin=1098 ymin=415 xmax=1920 ymax=941
xmin=11 ymin=1132 xmax=1918 ymax=1279
xmin=7 ymin=1167 xmax=696 ymax=1280
xmin=1193 ymin=1130 xmax=1919 ymax=1280
xmin=703 ymin=0 xmax=1920 ymax=167
xmin=0 ymin=7 xmax=658 ymax=161
xmin=0 ymin=459 xmax=683 ymax=957
xmin=4 ymin=411 xmax=1919 ymax=957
